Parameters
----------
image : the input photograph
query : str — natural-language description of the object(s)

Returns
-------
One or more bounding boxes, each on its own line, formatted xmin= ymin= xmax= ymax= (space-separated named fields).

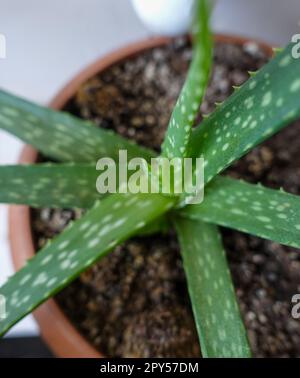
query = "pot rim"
xmin=9 ymin=34 xmax=273 ymax=358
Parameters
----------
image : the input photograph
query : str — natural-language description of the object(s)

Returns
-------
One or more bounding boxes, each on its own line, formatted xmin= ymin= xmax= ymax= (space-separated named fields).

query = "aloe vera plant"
xmin=1 ymin=0 xmax=300 ymax=357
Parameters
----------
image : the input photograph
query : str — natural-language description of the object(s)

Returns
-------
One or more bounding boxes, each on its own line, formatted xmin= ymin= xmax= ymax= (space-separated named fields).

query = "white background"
xmin=0 ymin=0 xmax=299 ymax=337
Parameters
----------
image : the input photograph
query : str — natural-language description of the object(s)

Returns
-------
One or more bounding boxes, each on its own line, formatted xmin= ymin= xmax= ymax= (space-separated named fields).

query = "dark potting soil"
xmin=32 ymin=37 xmax=300 ymax=357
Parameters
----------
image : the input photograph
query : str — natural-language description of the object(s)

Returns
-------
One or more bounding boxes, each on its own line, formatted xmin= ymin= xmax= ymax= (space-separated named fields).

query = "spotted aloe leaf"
xmin=188 ymin=44 xmax=300 ymax=184
xmin=180 ymin=176 xmax=300 ymax=249
xmin=0 ymin=90 xmax=154 ymax=162
xmin=0 ymin=164 xmax=100 ymax=208
xmin=161 ymin=0 xmax=212 ymax=159
xmin=174 ymin=216 xmax=251 ymax=357
xmin=0 ymin=192 xmax=176 ymax=336
xmin=0 ymin=163 xmax=169 ymax=236
xmin=138 ymin=216 xmax=170 ymax=236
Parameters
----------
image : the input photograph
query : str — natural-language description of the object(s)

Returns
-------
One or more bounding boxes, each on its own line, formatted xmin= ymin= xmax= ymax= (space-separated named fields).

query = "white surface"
xmin=0 ymin=0 xmax=299 ymax=337
xmin=212 ymin=0 xmax=300 ymax=46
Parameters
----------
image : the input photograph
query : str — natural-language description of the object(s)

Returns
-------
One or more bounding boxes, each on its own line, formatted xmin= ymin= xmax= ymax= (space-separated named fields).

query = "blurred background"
xmin=0 ymin=0 xmax=299 ymax=356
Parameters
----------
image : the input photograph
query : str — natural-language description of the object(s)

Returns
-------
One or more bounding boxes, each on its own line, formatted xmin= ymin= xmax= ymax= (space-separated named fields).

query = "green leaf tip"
xmin=272 ymin=47 xmax=283 ymax=54
xmin=161 ymin=0 xmax=213 ymax=159
xmin=174 ymin=217 xmax=251 ymax=358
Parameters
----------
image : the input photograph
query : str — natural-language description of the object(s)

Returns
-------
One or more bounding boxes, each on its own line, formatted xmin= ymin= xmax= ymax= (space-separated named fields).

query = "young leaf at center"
xmin=161 ymin=0 xmax=212 ymax=159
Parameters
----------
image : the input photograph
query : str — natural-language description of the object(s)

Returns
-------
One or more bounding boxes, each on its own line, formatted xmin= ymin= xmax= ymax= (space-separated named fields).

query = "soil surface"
xmin=32 ymin=37 xmax=300 ymax=357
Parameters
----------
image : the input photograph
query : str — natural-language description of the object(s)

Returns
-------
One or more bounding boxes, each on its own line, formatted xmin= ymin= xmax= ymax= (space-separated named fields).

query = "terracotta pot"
xmin=9 ymin=35 xmax=273 ymax=358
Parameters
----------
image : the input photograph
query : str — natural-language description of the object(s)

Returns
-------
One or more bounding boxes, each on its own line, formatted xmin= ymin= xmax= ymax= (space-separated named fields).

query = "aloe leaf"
xmin=174 ymin=216 xmax=251 ymax=357
xmin=0 ymin=163 xmax=170 ymax=236
xmin=188 ymin=44 xmax=300 ymax=184
xmin=180 ymin=176 xmax=300 ymax=249
xmin=0 ymin=192 xmax=176 ymax=336
xmin=138 ymin=216 xmax=170 ymax=236
xmin=0 ymin=90 xmax=154 ymax=162
xmin=0 ymin=164 xmax=100 ymax=208
xmin=161 ymin=0 xmax=212 ymax=159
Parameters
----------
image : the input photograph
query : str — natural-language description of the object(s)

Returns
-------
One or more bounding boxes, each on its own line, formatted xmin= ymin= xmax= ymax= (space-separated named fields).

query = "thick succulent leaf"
xmin=174 ymin=216 xmax=251 ymax=357
xmin=0 ymin=163 xmax=170 ymax=235
xmin=138 ymin=216 xmax=170 ymax=236
xmin=180 ymin=176 xmax=300 ymax=249
xmin=0 ymin=89 xmax=154 ymax=162
xmin=161 ymin=0 xmax=212 ymax=159
xmin=0 ymin=164 xmax=100 ymax=208
xmin=0 ymin=192 xmax=176 ymax=336
xmin=188 ymin=44 xmax=300 ymax=184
